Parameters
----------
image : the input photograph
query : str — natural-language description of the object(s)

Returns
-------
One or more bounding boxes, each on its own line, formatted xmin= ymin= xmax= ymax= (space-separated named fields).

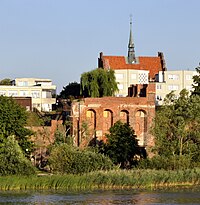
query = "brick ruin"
xmin=71 ymin=83 xmax=156 ymax=152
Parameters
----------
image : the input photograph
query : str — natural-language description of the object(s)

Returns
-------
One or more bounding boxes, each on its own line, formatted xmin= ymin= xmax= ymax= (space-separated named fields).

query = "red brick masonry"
xmin=72 ymin=84 xmax=156 ymax=150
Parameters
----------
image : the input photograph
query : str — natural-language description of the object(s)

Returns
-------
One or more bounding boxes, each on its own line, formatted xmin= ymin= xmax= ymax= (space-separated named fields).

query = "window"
xmin=19 ymin=90 xmax=29 ymax=96
xmin=8 ymin=91 xmax=18 ymax=96
xmin=156 ymin=84 xmax=162 ymax=90
xmin=138 ymin=73 xmax=148 ymax=84
xmin=33 ymin=103 xmax=40 ymax=108
xmin=131 ymin=74 xmax=137 ymax=80
xmin=31 ymin=91 xmax=40 ymax=98
xmin=0 ymin=91 xmax=6 ymax=96
xmin=117 ymin=84 xmax=124 ymax=90
xmin=18 ymin=81 xmax=28 ymax=86
xmin=186 ymin=75 xmax=192 ymax=80
xmin=168 ymin=74 xmax=179 ymax=80
xmin=115 ymin=74 xmax=124 ymax=80
xmin=168 ymin=85 xmax=179 ymax=91
xmin=186 ymin=85 xmax=192 ymax=90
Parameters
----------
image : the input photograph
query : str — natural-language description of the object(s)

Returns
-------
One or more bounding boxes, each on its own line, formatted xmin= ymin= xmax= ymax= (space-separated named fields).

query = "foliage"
xmin=0 ymin=78 xmax=11 ymax=85
xmin=192 ymin=63 xmax=200 ymax=95
xmin=0 ymin=136 xmax=35 ymax=176
xmin=137 ymin=155 xmax=195 ymax=170
xmin=0 ymin=168 xmax=200 ymax=191
xmin=26 ymin=111 xmax=44 ymax=126
xmin=58 ymin=81 xmax=80 ymax=100
xmin=0 ymin=96 xmax=34 ymax=154
xmin=152 ymin=89 xmax=200 ymax=163
xmin=101 ymin=121 xmax=141 ymax=168
xmin=80 ymin=68 xmax=118 ymax=97
xmin=48 ymin=144 xmax=114 ymax=174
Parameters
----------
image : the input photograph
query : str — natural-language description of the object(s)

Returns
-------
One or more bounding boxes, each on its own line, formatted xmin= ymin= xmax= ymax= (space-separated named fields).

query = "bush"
xmin=48 ymin=144 xmax=114 ymax=174
xmin=0 ymin=136 xmax=36 ymax=176
xmin=137 ymin=155 xmax=195 ymax=170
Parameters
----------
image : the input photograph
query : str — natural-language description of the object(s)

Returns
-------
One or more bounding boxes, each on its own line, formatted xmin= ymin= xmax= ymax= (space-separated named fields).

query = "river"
xmin=0 ymin=188 xmax=200 ymax=204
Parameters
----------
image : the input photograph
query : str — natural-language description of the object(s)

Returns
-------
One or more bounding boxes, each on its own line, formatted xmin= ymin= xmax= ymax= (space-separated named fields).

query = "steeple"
xmin=128 ymin=15 xmax=136 ymax=64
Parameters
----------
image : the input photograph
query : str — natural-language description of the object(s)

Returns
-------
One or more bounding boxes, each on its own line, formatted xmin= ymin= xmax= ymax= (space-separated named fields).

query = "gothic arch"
xmin=120 ymin=109 xmax=129 ymax=124
xmin=135 ymin=109 xmax=147 ymax=146
xmin=103 ymin=109 xmax=113 ymax=131
xmin=86 ymin=109 xmax=96 ymax=130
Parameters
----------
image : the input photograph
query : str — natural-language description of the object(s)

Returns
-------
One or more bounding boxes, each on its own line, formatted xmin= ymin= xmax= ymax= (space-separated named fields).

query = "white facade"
xmin=156 ymin=70 xmax=197 ymax=106
xmin=0 ymin=78 xmax=56 ymax=112
xmin=115 ymin=69 xmax=149 ymax=97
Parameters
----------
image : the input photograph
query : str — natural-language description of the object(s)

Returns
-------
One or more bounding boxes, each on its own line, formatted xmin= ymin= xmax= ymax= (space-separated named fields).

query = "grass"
xmin=0 ymin=168 xmax=200 ymax=191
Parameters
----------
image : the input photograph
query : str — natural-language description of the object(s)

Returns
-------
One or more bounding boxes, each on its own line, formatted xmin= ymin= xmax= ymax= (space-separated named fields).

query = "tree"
xmin=102 ymin=121 xmax=140 ymax=168
xmin=0 ymin=78 xmax=11 ymax=85
xmin=192 ymin=63 xmax=200 ymax=95
xmin=0 ymin=136 xmax=35 ymax=176
xmin=152 ymin=89 xmax=200 ymax=163
xmin=58 ymin=82 xmax=80 ymax=99
xmin=0 ymin=96 xmax=33 ymax=155
xmin=80 ymin=68 xmax=118 ymax=97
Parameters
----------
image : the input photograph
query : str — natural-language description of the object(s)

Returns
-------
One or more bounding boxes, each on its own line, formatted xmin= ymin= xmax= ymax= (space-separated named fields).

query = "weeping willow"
xmin=80 ymin=68 xmax=118 ymax=97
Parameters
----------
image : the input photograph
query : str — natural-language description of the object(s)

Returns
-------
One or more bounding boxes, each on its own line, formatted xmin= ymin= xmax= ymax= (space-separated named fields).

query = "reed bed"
xmin=0 ymin=168 xmax=200 ymax=191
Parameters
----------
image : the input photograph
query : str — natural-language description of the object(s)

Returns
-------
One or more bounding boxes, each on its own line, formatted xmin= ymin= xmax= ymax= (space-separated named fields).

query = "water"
xmin=0 ymin=188 xmax=200 ymax=205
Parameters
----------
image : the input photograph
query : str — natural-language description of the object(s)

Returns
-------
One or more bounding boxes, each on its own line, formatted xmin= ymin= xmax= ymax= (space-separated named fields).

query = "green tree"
xmin=58 ymin=82 xmax=80 ymax=99
xmin=0 ymin=136 xmax=35 ymax=176
xmin=152 ymin=89 xmax=200 ymax=163
xmin=102 ymin=121 xmax=140 ymax=168
xmin=192 ymin=63 xmax=200 ymax=95
xmin=0 ymin=78 xmax=11 ymax=85
xmin=80 ymin=68 xmax=118 ymax=97
xmin=0 ymin=96 xmax=33 ymax=155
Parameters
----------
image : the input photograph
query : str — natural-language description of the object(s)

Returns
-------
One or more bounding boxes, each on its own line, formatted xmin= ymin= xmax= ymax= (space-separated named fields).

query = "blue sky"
xmin=0 ymin=0 xmax=200 ymax=92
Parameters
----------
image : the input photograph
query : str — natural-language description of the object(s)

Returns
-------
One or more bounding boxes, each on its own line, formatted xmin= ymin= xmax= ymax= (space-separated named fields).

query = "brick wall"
xmin=71 ymin=83 xmax=156 ymax=151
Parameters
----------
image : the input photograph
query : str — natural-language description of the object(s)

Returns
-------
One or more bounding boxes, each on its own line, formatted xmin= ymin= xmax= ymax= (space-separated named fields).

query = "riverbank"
xmin=0 ymin=168 xmax=200 ymax=191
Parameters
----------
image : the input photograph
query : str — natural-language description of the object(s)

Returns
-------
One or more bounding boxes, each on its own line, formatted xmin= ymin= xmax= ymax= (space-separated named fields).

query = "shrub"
xmin=137 ymin=155 xmax=195 ymax=170
xmin=48 ymin=144 xmax=114 ymax=174
xmin=0 ymin=136 xmax=36 ymax=176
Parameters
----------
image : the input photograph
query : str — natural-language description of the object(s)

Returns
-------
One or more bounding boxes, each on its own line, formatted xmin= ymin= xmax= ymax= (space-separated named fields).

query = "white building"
xmin=155 ymin=70 xmax=197 ymax=106
xmin=0 ymin=78 xmax=56 ymax=112
xmin=115 ymin=69 xmax=149 ymax=97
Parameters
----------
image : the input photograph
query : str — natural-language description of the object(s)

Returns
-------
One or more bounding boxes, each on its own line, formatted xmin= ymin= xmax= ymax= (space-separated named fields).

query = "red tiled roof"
xmin=102 ymin=55 xmax=162 ymax=79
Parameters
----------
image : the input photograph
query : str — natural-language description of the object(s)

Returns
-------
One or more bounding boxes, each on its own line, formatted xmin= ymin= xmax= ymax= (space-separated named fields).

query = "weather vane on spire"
xmin=130 ymin=14 xmax=133 ymax=24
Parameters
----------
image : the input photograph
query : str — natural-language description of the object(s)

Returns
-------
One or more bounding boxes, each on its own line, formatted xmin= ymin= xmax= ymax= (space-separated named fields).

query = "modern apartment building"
xmin=155 ymin=70 xmax=197 ymax=106
xmin=0 ymin=78 xmax=56 ymax=112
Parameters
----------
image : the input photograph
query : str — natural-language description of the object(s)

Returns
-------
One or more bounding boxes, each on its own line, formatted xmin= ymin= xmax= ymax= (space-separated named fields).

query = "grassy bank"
xmin=0 ymin=168 xmax=200 ymax=191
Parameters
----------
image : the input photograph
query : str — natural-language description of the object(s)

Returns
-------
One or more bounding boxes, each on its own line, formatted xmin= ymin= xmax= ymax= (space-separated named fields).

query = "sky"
xmin=0 ymin=0 xmax=200 ymax=93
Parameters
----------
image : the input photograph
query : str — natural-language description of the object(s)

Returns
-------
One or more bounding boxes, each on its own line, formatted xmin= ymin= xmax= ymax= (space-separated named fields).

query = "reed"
xmin=0 ymin=168 xmax=200 ymax=191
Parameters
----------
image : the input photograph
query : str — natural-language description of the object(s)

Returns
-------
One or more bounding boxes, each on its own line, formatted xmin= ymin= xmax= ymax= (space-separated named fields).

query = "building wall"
xmin=0 ymin=78 xmax=56 ymax=111
xmin=71 ymin=83 xmax=156 ymax=151
xmin=115 ymin=69 xmax=149 ymax=97
xmin=28 ymin=120 xmax=63 ymax=166
xmin=13 ymin=97 xmax=32 ymax=111
xmin=156 ymin=70 xmax=197 ymax=105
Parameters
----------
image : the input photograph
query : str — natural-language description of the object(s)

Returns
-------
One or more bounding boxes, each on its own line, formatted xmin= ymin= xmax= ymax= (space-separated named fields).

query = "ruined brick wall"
xmin=72 ymin=83 xmax=156 ymax=150
xmin=28 ymin=120 xmax=63 ymax=165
